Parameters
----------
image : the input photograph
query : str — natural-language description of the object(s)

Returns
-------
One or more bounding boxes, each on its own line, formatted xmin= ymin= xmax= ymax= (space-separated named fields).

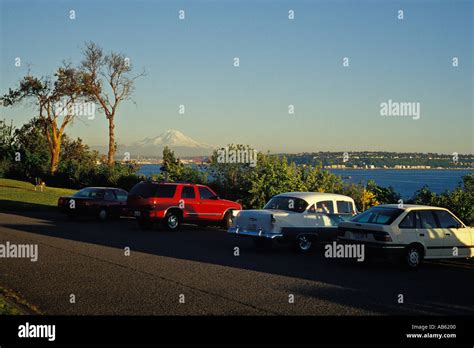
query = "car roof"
xmin=375 ymin=204 xmax=449 ymax=211
xmin=81 ymin=187 xmax=123 ymax=190
xmin=275 ymin=192 xmax=354 ymax=202
xmin=140 ymin=181 xmax=195 ymax=186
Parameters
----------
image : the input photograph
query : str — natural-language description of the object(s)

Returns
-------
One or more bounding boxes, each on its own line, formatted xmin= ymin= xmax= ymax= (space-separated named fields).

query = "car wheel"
xmin=296 ymin=235 xmax=312 ymax=253
xmin=98 ymin=208 xmax=107 ymax=222
xmin=404 ymin=245 xmax=423 ymax=269
xmin=138 ymin=219 xmax=153 ymax=230
xmin=222 ymin=211 xmax=233 ymax=229
xmin=165 ymin=212 xmax=180 ymax=231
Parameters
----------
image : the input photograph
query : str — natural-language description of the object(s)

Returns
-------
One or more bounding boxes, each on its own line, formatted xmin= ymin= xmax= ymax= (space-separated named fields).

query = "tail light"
xmin=374 ymin=232 xmax=392 ymax=242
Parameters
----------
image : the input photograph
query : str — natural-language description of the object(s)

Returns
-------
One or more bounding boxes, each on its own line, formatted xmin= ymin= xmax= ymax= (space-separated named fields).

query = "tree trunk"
xmin=107 ymin=117 xmax=115 ymax=166
xmin=50 ymin=138 xmax=61 ymax=175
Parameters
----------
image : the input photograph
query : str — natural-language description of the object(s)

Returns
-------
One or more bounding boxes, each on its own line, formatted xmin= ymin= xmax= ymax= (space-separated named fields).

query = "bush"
xmin=409 ymin=174 xmax=473 ymax=226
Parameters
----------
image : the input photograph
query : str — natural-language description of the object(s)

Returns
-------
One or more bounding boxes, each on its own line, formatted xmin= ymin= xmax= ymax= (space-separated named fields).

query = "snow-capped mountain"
xmin=135 ymin=130 xmax=211 ymax=148
xmin=93 ymin=130 xmax=214 ymax=157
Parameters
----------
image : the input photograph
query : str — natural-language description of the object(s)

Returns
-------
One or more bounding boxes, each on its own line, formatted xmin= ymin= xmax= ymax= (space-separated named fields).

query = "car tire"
xmin=403 ymin=245 xmax=423 ymax=269
xmin=164 ymin=212 xmax=180 ymax=231
xmin=222 ymin=211 xmax=233 ymax=229
xmin=98 ymin=208 xmax=108 ymax=222
xmin=295 ymin=235 xmax=312 ymax=253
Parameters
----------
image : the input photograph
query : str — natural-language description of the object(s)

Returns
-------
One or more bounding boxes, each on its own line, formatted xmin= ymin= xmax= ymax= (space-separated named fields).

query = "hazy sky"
xmin=0 ymin=0 xmax=472 ymax=154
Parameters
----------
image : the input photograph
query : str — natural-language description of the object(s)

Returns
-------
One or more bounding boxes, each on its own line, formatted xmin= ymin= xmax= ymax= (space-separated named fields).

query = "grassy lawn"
xmin=0 ymin=286 xmax=42 ymax=315
xmin=0 ymin=178 xmax=77 ymax=211
xmin=0 ymin=296 xmax=22 ymax=315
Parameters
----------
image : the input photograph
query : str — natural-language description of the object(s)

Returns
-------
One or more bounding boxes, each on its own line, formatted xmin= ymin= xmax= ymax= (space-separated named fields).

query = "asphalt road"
xmin=0 ymin=211 xmax=473 ymax=315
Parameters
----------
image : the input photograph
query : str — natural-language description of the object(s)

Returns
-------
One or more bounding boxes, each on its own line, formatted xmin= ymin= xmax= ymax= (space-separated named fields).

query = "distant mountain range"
xmin=92 ymin=130 xmax=214 ymax=157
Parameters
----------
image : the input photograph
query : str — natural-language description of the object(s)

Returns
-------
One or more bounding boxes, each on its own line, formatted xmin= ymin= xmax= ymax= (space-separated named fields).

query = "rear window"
xmin=74 ymin=188 xmax=103 ymax=198
xmin=316 ymin=200 xmax=334 ymax=213
xmin=129 ymin=183 xmax=177 ymax=198
xmin=337 ymin=200 xmax=354 ymax=214
xmin=115 ymin=190 xmax=128 ymax=201
xmin=351 ymin=207 xmax=403 ymax=225
xmin=264 ymin=196 xmax=308 ymax=213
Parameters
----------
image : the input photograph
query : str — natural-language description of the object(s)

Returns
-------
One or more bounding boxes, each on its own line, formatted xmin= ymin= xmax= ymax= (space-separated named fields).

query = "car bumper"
xmin=337 ymin=237 xmax=406 ymax=258
xmin=58 ymin=205 xmax=95 ymax=215
xmin=228 ymin=227 xmax=283 ymax=240
xmin=131 ymin=210 xmax=165 ymax=220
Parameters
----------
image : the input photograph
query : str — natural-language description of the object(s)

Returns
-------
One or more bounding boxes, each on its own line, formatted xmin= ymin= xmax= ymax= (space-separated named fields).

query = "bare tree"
xmin=1 ymin=66 xmax=84 ymax=174
xmin=81 ymin=42 xmax=144 ymax=166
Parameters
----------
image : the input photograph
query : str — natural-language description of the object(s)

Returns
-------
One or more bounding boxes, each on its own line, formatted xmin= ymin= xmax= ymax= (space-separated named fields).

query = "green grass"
xmin=0 ymin=286 xmax=43 ymax=315
xmin=0 ymin=296 xmax=22 ymax=315
xmin=0 ymin=178 xmax=77 ymax=211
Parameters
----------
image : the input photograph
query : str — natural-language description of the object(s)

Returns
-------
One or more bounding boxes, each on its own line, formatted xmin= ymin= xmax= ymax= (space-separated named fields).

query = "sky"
xmin=0 ymin=0 xmax=472 ymax=154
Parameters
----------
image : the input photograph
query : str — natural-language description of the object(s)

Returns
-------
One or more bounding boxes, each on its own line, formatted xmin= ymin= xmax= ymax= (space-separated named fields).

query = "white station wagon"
xmin=337 ymin=204 xmax=473 ymax=268
xmin=228 ymin=192 xmax=357 ymax=252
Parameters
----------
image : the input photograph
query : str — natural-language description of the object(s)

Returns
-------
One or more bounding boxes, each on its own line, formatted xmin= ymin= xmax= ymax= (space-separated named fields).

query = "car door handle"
xmin=419 ymin=233 xmax=425 ymax=237
xmin=445 ymin=233 xmax=451 ymax=236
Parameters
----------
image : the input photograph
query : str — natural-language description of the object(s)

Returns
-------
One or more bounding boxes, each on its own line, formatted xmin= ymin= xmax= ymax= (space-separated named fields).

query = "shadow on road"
xmin=1 ymin=210 xmax=473 ymax=315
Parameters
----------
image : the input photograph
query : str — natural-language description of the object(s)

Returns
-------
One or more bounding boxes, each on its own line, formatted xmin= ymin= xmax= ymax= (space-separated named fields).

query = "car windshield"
xmin=327 ymin=214 xmax=353 ymax=225
xmin=351 ymin=207 xmax=403 ymax=225
xmin=264 ymin=196 xmax=308 ymax=213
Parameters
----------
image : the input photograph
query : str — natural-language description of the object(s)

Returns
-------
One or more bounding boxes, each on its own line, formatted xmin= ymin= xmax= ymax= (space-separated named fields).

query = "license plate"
xmin=247 ymin=224 xmax=257 ymax=230
xmin=134 ymin=211 xmax=141 ymax=217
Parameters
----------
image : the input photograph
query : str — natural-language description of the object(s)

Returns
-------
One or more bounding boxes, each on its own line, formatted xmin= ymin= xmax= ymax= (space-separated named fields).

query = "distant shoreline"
xmin=324 ymin=168 xmax=474 ymax=171
xmin=132 ymin=162 xmax=473 ymax=170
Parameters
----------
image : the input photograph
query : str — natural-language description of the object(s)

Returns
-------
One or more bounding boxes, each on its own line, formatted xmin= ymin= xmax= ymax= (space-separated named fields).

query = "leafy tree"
xmin=1 ymin=66 xmax=86 ymax=174
xmin=409 ymin=174 xmax=473 ymax=225
xmin=360 ymin=189 xmax=379 ymax=211
xmin=0 ymin=119 xmax=15 ymax=176
xmin=55 ymin=137 xmax=99 ymax=187
xmin=81 ymin=42 xmax=144 ymax=166
xmin=161 ymin=146 xmax=185 ymax=181
xmin=10 ymin=118 xmax=50 ymax=181
xmin=0 ymin=119 xmax=15 ymax=158
xmin=209 ymin=144 xmax=255 ymax=203
xmin=366 ymin=179 xmax=401 ymax=204
xmin=160 ymin=146 xmax=206 ymax=183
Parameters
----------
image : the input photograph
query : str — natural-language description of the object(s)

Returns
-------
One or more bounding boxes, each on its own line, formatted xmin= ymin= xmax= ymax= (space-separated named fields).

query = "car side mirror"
xmin=210 ymin=195 xmax=219 ymax=200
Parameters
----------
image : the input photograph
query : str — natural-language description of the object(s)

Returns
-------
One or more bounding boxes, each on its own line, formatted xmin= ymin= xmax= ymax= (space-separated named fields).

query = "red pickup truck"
xmin=127 ymin=181 xmax=241 ymax=230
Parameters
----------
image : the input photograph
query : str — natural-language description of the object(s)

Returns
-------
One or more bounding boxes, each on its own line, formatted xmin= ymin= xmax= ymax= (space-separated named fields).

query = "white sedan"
xmin=337 ymin=204 xmax=473 ymax=268
xmin=228 ymin=192 xmax=357 ymax=252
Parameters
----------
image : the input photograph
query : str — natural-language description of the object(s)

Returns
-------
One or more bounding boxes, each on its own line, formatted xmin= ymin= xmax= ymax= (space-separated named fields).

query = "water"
xmin=328 ymin=169 xmax=472 ymax=199
xmin=138 ymin=165 xmax=472 ymax=199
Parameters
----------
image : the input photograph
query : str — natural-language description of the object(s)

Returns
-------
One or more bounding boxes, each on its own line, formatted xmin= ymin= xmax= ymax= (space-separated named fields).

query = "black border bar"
xmin=0 ymin=315 xmax=472 ymax=345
